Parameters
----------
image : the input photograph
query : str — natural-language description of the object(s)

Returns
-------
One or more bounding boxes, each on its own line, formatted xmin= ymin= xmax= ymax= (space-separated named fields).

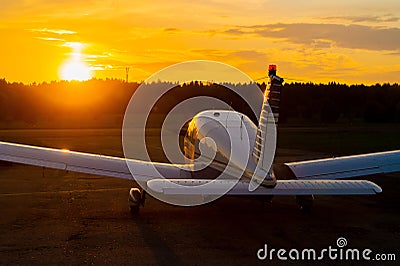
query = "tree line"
xmin=0 ymin=78 xmax=399 ymax=129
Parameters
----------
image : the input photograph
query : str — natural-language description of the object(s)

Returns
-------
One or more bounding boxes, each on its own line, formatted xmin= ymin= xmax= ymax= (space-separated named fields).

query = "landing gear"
xmin=129 ymin=188 xmax=146 ymax=215
xmin=296 ymin=195 xmax=314 ymax=212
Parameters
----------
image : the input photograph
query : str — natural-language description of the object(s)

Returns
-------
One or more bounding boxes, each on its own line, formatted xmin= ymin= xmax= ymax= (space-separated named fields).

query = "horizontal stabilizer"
xmin=147 ymin=179 xmax=381 ymax=195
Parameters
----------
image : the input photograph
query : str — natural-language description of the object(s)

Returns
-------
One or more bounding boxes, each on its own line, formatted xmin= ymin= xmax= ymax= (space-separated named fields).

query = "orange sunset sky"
xmin=1 ymin=0 xmax=399 ymax=84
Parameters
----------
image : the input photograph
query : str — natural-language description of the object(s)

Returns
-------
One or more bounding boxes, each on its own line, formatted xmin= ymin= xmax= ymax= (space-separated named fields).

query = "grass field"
xmin=278 ymin=124 xmax=400 ymax=156
xmin=1 ymin=123 xmax=400 ymax=159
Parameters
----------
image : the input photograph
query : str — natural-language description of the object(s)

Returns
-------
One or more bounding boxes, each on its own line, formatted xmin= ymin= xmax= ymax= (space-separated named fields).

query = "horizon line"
xmin=0 ymin=77 xmax=398 ymax=87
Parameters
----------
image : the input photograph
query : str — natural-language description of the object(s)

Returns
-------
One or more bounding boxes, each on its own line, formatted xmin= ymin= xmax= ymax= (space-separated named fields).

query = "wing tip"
xmin=365 ymin=180 xmax=382 ymax=194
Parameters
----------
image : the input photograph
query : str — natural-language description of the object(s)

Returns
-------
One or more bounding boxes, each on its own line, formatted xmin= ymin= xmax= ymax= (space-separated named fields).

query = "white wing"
xmin=0 ymin=141 xmax=189 ymax=182
xmin=0 ymin=141 xmax=392 ymax=195
xmin=147 ymin=179 xmax=382 ymax=195
xmin=285 ymin=150 xmax=400 ymax=180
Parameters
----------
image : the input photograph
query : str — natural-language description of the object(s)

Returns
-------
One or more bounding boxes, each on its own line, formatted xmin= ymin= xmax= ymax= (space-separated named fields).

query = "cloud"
xmin=223 ymin=23 xmax=400 ymax=51
xmin=385 ymin=50 xmax=400 ymax=56
xmin=321 ymin=15 xmax=400 ymax=23
xmin=190 ymin=49 xmax=266 ymax=61
xmin=164 ymin=28 xmax=181 ymax=32
xmin=30 ymin=28 xmax=76 ymax=35
xmin=36 ymin=37 xmax=65 ymax=42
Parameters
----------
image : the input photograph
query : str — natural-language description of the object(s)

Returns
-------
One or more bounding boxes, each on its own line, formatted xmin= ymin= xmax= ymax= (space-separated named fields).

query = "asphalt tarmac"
xmin=0 ymin=129 xmax=399 ymax=265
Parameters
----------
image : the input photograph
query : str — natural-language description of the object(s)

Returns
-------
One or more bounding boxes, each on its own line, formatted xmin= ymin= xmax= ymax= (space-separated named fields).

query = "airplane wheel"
xmin=296 ymin=195 xmax=314 ymax=212
xmin=140 ymin=190 xmax=146 ymax=206
xmin=129 ymin=188 xmax=143 ymax=215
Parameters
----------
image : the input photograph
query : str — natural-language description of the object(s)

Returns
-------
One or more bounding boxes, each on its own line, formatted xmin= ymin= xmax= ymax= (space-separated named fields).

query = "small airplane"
xmin=1 ymin=65 xmax=399 ymax=213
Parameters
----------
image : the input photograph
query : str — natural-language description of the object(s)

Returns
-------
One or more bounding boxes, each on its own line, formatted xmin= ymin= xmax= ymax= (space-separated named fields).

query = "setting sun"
xmin=59 ymin=60 xmax=92 ymax=81
xmin=0 ymin=1 xmax=399 ymax=84
xmin=59 ymin=42 xmax=92 ymax=81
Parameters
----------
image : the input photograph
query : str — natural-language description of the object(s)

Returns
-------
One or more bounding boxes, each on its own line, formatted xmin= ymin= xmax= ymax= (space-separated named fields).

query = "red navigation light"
xmin=268 ymin=64 xmax=277 ymax=76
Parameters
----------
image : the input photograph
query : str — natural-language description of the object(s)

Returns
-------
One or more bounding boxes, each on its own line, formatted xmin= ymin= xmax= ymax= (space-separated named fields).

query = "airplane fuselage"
xmin=183 ymin=110 xmax=267 ymax=182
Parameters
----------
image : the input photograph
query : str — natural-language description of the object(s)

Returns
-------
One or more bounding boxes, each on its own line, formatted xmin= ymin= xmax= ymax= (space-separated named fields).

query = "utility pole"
xmin=126 ymin=67 xmax=130 ymax=83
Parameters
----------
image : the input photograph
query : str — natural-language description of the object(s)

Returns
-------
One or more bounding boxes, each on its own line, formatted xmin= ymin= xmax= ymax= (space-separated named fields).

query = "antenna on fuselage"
xmin=225 ymin=101 xmax=234 ymax=127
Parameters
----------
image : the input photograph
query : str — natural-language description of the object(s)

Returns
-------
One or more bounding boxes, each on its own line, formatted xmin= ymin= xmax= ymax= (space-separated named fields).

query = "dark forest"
xmin=0 ymin=78 xmax=399 ymax=129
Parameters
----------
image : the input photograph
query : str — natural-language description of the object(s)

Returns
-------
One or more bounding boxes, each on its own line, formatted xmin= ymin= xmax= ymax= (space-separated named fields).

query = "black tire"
xmin=129 ymin=188 xmax=142 ymax=215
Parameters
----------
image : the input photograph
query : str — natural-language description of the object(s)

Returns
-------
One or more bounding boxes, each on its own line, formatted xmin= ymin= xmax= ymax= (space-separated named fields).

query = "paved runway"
xmin=0 ymin=163 xmax=399 ymax=265
xmin=0 ymin=129 xmax=399 ymax=265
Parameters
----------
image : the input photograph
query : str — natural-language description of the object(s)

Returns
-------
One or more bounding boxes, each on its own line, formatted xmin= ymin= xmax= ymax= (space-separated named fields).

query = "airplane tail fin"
xmin=265 ymin=65 xmax=283 ymax=124
xmin=252 ymin=65 xmax=284 ymax=172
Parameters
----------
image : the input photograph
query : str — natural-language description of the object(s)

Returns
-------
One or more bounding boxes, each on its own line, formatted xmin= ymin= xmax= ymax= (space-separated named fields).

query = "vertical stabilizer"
xmin=266 ymin=65 xmax=283 ymax=124
xmin=252 ymin=65 xmax=284 ymax=172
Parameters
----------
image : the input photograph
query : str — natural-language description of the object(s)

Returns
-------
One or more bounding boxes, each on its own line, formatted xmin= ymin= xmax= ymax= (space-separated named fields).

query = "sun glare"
xmin=60 ymin=60 xmax=92 ymax=81
xmin=59 ymin=42 xmax=92 ymax=81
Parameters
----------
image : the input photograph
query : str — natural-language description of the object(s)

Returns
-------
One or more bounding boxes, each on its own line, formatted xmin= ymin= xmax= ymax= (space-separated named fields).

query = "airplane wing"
xmin=146 ymin=179 xmax=382 ymax=195
xmin=0 ymin=141 xmax=189 ymax=182
xmin=285 ymin=150 xmax=400 ymax=180
xmin=0 ymin=141 xmax=394 ymax=196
